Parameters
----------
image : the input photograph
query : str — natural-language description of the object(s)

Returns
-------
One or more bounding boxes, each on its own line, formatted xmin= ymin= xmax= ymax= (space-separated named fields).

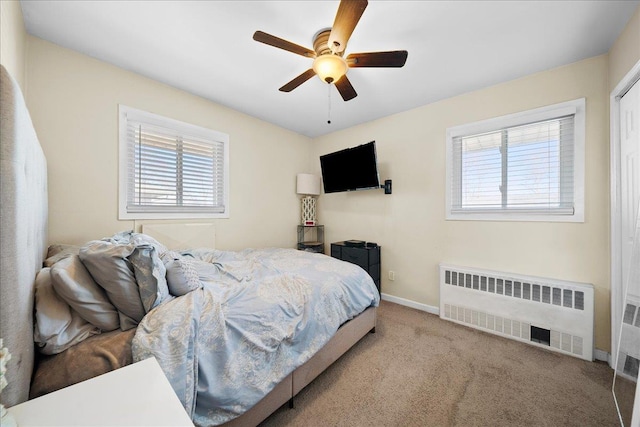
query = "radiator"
xmin=439 ymin=264 xmax=594 ymax=361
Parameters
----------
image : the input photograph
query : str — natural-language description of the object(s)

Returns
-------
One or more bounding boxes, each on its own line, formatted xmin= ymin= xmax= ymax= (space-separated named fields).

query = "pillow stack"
xmin=34 ymin=267 xmax=99 ymax=355
xmin=34 ymin=231 xmax=176 ymax=354
xmin=79 ymin=232 xmax=170 ymax=330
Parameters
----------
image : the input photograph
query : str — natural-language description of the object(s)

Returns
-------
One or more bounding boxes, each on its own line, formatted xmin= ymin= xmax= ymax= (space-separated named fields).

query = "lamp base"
xmin=301 ymin=196 xmax=317 ymax=226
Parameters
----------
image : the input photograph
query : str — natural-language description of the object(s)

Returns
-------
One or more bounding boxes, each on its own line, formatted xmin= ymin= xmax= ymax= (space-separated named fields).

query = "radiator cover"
xmin=439 ymin=264 xmax=594 ymax=361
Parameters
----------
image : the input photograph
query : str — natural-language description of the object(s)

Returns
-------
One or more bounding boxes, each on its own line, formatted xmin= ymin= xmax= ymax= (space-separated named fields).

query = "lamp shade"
xmin=312 ymin=54 xmax=348 ymax=84
xmin=296 ymin=174 xmax=320 ymax=196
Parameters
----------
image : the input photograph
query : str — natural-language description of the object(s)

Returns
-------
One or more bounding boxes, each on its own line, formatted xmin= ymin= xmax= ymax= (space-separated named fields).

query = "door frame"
xmin=610 ymin=59 xmax=640 ymax=367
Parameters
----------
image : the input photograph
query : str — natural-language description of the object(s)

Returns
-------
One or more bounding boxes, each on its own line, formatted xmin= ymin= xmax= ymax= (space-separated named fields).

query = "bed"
xmin=0 ymin=64 xmax=379 ymax=426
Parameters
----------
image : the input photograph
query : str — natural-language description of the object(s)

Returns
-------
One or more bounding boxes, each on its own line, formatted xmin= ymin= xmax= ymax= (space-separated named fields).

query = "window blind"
xmin=450 ymin=115 xmax=575 ymax=214
xmin=124 ymin=119 xmax=226 ymax=214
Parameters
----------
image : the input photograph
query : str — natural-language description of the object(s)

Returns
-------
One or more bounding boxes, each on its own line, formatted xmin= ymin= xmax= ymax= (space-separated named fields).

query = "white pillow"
xmin=34 ymin=268 xmax=100 ymax=355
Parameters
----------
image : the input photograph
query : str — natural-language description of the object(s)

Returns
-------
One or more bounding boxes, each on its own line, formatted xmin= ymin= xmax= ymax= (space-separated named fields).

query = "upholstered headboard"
xmin=0 ymin=65 xmax=48 ymax=406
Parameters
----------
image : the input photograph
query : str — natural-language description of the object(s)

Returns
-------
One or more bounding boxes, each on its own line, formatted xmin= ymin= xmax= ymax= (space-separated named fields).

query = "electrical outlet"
xmin=389 ymin=271 xmax=395 ymax=281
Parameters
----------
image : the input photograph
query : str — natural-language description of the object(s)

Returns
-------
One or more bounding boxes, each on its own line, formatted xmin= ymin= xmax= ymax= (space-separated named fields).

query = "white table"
xmin=8 ymin=357 xmax=194 ymax=426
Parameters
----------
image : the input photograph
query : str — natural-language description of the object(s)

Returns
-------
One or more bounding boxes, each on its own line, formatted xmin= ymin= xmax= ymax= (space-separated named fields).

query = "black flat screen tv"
xmin=320 ymin=141 xmax=380 ymax=193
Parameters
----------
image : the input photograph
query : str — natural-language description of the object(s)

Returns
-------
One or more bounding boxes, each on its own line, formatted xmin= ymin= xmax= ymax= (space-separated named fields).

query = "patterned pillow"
xmin=129 ymin=244 xmax=169 ymax=312
xmin=162 ymin=252 xmax=202 ymax=296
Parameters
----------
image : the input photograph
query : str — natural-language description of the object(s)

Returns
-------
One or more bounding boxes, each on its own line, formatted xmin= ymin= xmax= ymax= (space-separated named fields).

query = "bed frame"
xmin=225 ymin=307 xmax=375 ymax=426
xmin=0 ymin=64 xmax=376 ymax=426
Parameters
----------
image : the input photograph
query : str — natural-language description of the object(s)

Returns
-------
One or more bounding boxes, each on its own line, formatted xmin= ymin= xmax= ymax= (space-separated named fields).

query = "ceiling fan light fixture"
xmin=312 ymin=54 xmax=348 ymax=84
xmin=254 ymin=0 xmax=405 ymax=100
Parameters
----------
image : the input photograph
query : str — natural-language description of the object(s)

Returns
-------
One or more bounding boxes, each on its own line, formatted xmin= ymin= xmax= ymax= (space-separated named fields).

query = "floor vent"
xmin=440 ymin=264 xmax=594 ymax=361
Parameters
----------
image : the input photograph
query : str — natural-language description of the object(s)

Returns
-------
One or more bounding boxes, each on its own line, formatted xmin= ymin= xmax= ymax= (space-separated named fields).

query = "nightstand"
xmin=8 ymin=357 xmax=193 ymax=426
xmin=297 ymin=224 xmax=324 ymax=253
xmin=331 ymin=241 xmax=381 ymax=294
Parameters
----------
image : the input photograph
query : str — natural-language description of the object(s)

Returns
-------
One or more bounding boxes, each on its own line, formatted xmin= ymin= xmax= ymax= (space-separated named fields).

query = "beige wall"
xmin=0 ymin=0 xmax=27 ymax=89
xmin=25 ymin=36 xmax=312 ymax=250
xmin=313 ymin=55 xmax=611 ymax=351
xmin=608 ymin=4 xmax=640 ymax=92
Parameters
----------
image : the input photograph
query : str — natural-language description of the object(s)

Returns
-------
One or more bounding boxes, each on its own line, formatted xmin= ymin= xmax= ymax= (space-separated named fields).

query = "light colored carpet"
xmin=261 ymin=300 xmax=620 ymax=426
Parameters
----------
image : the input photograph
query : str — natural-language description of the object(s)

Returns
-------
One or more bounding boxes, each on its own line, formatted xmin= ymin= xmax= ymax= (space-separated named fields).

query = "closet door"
xmin=616 ymin=78 xmax=640 ymax=427
xmin=621 ymin=80 xmax=640 ymax=310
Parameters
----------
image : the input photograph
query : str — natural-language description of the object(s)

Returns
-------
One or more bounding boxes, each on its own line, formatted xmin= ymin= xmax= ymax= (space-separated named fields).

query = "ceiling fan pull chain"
xmin=327 ymin=83 xmax=332 ymax=124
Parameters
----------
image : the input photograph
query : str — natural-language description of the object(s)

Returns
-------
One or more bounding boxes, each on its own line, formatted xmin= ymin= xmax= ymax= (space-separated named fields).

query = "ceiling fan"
xmin=253 ymin=0 xmax=408 ymax=101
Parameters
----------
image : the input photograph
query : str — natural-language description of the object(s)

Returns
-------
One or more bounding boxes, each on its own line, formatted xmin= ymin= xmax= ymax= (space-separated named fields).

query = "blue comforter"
xmin=131 ymin=248 xmax=379 ymax=426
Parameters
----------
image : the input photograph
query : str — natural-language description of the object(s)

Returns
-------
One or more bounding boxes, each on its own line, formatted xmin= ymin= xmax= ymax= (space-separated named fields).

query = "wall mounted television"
xmin=320 ymin=141 xmax=381 ymax=194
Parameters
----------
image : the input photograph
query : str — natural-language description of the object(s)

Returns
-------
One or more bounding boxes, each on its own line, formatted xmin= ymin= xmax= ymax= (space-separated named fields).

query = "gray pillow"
xmin=44 ymin=244 xmax=80 ymax=267
xmin=79 ymin=240 xmax=144 ymax=330
xmin=34 ymin=268 xmax=100 ymax=355
xmin=79 ymin=231 xmax=172 ymax=330
xmin=50 ymin=254 xmax=120 ymax=331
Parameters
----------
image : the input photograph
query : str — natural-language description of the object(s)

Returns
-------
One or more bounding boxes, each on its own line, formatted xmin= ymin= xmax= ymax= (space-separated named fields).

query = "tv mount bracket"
xmin=380 ymin=179 xmax=392 ymax=195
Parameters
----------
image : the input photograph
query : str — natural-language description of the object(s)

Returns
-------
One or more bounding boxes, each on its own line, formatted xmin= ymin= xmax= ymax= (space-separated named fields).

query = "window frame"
xmin=445 ymin=98 xmax=585 ymax=222
xmin=118 ymin=105 xmax=230 ymax=220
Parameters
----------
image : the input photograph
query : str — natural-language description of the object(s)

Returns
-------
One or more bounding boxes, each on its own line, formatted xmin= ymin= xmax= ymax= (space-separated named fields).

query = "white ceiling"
xmin=20 ymin=0 xmax=638 ymax=138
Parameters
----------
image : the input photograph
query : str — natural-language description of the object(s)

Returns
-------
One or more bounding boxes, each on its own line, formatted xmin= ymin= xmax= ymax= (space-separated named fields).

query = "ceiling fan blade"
xmin=279 ymin=69 xmax=316 ymax=92
xmin=334 ymin=75 xmax=358 ymax=101
xmin=346 ymin=50 xmax=408 ymax=68
xmin=328 ymin=0 xmax=368 ymax=54
xmin=253 ymin=31 xmax=316 ymax=58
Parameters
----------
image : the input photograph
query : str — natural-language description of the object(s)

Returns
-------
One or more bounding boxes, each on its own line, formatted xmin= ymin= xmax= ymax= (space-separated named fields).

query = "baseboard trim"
xmin=380 ymin=293 xmax=439 ymax=315
xmin=381 ymin=293 xmax=611 ymax=365
xmin=594 ymin=348 xmax=611 ymax=364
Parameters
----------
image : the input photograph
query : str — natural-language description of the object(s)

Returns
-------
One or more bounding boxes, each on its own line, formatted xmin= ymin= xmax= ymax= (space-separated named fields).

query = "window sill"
xmin=446 ymin=211 xmax=584 ymax=223
xmin=119 ymin=211 xmax=229 ymax=220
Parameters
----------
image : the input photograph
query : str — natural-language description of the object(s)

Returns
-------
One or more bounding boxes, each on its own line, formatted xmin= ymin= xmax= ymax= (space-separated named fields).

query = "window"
xmin=119 ymin=105 xmax=229 ymax=219
xmin=446 ymin=99 xmax=585 ymax=222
